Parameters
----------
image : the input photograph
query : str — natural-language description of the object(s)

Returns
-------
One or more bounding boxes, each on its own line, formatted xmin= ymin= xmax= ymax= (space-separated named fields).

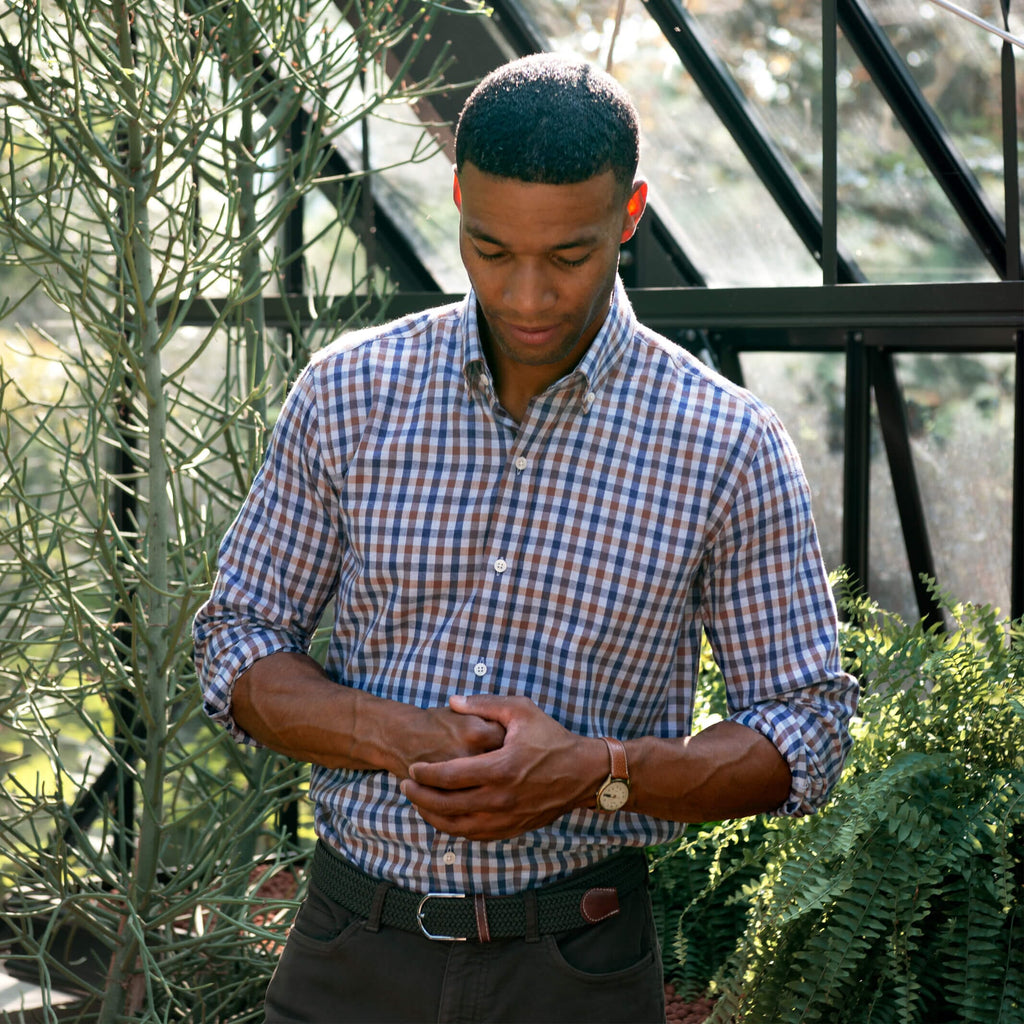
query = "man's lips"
xmin=501 ymin=321 xmax=561 ymax=346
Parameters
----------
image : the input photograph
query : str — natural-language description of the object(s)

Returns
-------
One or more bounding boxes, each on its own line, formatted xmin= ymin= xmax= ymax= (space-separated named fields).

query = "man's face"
xmin=454 ymin=162 xmax=645 ymax=393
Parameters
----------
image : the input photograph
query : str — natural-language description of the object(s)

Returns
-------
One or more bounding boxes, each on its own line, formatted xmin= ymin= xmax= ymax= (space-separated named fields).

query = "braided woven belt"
xmin=311 ymin=840 xmax=648 ymax=943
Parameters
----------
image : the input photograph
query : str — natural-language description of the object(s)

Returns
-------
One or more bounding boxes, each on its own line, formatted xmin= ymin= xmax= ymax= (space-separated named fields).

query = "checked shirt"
xmin=193 ymin=279 xmax=858 ymax=896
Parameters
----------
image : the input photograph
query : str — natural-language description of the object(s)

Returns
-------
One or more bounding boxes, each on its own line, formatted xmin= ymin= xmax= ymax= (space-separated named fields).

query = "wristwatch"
xmin=596 ymin=736 xmax=631 ymax=812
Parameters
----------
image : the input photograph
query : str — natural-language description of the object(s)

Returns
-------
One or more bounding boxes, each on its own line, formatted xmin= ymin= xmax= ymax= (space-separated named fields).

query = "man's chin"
xmin=490 ymin=330 xmax=581 ymax=369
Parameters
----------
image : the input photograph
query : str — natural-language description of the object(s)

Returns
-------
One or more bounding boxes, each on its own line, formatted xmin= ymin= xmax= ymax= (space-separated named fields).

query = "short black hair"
xmin=455 ymin=54 xmax=640 ymax=191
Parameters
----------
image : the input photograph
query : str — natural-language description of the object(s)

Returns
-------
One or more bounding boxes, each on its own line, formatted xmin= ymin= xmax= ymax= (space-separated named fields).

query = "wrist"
xmin=571 ymin=736 xmax=611 ymax=811
xmin=595 ymin=735 xmax=632 ymax=813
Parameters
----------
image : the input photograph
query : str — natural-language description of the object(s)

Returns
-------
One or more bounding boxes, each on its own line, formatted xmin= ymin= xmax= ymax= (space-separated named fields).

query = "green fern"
xmin=650 ymin=588 xmax=1023 ymax=1024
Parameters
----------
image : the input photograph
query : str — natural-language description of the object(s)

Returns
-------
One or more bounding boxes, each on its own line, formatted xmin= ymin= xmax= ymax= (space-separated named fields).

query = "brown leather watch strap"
xmin=602 ymin=736 xmax=629 ymax=781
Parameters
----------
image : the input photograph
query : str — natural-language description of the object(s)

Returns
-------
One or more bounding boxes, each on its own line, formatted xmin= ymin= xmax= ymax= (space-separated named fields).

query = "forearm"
xmin=552 ymin=721 xmax=791 ymax=824
xmin=620 ymin=720 xmax=792 ymax=822
xmin=231 ymin=651 xmax=504 ymax=778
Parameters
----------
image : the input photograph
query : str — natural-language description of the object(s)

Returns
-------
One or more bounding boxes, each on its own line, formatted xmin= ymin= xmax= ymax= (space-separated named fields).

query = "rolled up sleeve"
xmin=731 ymin=683 xmax=858 ymax=816
xmin=705 ymin=409 xmax=858 ymax=815
xmin=193 ymin=365 xmax=344 ymax=744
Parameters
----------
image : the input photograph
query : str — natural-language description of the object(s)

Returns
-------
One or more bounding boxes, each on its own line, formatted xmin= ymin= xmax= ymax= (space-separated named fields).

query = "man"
xmin=194 ymin=54 xmax=857 ymax=1023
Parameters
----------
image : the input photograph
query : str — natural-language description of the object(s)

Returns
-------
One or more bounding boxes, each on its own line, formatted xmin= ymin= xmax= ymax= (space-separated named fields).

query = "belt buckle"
xmin=416 ymin=892 xmax=468 ymax=942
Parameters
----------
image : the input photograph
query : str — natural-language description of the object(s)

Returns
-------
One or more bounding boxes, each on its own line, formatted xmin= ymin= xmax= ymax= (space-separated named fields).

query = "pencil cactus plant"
xmin=0 ymin=0 xmax=478 ymax=1019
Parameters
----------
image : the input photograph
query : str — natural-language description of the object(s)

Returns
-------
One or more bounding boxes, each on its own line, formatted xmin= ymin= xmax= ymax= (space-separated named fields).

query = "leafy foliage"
xmin=650 ymin=817 xmax=772 ymax=1003
xmin=652 ymin=587 xmax=1023 ymax=1024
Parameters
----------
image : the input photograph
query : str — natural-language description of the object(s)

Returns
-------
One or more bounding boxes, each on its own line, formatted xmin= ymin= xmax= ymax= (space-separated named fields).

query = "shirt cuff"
xmin=730 ymin=695 xmax=854 ymax=817
xmin=197 ymin=627 xmax=307 ymax=746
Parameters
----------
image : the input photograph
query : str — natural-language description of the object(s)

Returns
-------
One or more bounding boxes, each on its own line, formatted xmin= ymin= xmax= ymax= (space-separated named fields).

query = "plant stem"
xmin=97 ymin=2 xmax=169 ymax=1019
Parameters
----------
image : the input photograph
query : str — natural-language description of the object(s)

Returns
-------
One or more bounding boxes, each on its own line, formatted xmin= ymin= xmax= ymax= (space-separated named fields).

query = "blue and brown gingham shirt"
xmin=194 ymin=279 xmax=857 ymax=895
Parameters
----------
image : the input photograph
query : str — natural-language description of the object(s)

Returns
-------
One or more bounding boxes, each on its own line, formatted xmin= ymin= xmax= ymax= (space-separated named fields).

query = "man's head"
xmin=455 ymin=54 xmax=640 ymax=195
xmin=452 ymin=55 xmax=647 ymax=413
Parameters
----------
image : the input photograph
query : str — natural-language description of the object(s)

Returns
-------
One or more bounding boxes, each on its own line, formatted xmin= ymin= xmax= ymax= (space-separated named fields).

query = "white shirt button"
xmin=473 ymin=662 xmax=487 ymax=677
xmin=442 ymin=850 xmax=457 ymax=866
xmin=514 ymin=456 xmax=527 ymax=471
xmin=584 ymin=392 xmax=596 ymax=409
xmin=494 ymin=557 xmax=508 ymax=574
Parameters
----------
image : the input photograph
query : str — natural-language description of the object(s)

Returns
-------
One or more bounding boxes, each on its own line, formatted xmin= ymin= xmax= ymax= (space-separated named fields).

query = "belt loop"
xmin=523 ymin=889 xmax=540 ymax=943
xmin=365 ymin=880 xmax=393 ymax=933
xmin=473 ymin=894 xmax=491 ymax=943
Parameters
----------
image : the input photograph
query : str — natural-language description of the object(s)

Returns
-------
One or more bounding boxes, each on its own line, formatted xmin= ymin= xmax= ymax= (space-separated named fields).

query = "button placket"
xmin=463 ymin=418 xmax=548 ymax=699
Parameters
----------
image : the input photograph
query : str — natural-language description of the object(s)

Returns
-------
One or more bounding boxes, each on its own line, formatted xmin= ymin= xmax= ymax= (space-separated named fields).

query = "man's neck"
xmin=483 ymin=354 xmax=555 ymax=423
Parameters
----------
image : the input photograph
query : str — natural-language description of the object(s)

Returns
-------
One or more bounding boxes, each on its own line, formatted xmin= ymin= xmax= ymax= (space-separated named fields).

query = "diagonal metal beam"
xmin=838 ymin=0 xmax=1016 ymax=281
xmin=870 ymin=348 xmax=945 ymax=628
xmin=641 ymin=0 xmax=866 ymax=284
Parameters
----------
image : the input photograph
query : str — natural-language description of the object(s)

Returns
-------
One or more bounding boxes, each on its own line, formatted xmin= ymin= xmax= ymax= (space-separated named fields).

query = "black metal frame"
xmin=402 ymin=0 xmax=1022 ymax=624
xmin=641 ymin=0 xmax=866 ymax=284
xmin=86 ymin=0 xmax=1024 ymax=850
xmin=172 ymin=0 xmax=1024 ymax=623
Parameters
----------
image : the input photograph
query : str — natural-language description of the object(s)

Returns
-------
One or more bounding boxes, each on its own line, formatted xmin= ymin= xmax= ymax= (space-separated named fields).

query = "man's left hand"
xmin=400 ymin=695 xmax=606 ymax=841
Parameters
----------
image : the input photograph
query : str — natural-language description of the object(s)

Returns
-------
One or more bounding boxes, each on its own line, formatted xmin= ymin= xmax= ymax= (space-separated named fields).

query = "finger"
xmin=448 ymin=693 xmax=530 ymax=725
xmin=407 ymin=749 xmax=505 ymax=790
xmin=401 ymin=782 xmax=515 ymax=835
xmin=401 ymin=783 xmax=522 ymax=841
xmin=401 ymin=777 xmax=486 ymax=814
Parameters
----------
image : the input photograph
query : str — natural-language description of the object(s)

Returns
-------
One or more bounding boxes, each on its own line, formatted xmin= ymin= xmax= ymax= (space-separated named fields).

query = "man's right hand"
xmin=231 ymin=651 xmax=505 ymax=779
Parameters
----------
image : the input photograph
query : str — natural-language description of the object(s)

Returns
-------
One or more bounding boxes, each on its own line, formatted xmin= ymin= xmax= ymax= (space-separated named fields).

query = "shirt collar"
xmin=458 ymin=277 xmax=636 ymax=397
xmin=458 ymin=292 xmax=487 ymax=388
xmin=573 ymin=277 xmax=635 ymax=394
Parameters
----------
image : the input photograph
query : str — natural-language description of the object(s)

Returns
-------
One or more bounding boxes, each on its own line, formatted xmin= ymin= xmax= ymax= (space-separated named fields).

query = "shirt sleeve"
xmin=702 ymin=408 xmax=859 ymax=816
xmin=192 ymin=365 xmax=344 ymax=743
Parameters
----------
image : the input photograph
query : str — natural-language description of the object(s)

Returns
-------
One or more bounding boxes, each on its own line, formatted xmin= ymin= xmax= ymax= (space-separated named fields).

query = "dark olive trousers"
xmin=263 ymin=875 xmax=666 ymax=1023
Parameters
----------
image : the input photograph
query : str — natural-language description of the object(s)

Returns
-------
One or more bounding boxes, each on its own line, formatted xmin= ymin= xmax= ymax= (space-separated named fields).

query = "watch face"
xmin=598 ymin=779 xmax=630 ymax=812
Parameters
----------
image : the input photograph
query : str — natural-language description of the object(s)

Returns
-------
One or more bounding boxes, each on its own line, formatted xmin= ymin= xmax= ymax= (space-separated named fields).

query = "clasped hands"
xmin=399 ymin=695 xmax=604 ymax=842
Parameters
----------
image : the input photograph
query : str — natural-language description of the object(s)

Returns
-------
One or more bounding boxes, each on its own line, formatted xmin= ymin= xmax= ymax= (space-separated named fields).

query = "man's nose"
xmin=503 ymin=261 xmax=556 ymax=316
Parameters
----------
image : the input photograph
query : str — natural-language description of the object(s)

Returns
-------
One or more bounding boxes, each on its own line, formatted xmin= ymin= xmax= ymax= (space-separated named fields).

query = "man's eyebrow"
xmin=465 ymin=225 xmax=599 ymax=251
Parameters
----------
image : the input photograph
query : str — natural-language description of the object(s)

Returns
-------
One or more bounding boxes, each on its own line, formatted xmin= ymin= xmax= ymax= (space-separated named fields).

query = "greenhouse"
xmin=0 ymin=0 xmax=1021 ymax=1021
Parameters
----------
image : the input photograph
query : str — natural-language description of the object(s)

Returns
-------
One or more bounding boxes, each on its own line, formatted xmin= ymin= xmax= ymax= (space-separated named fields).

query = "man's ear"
xmin=620 ymin=180 xmax=648 ymax=243
xmin=453 ymin=170 xmax=462 ymax=211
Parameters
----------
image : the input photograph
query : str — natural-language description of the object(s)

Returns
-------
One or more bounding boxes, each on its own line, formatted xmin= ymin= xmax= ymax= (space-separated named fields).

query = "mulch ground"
xmin=664 ymin=983 xmax=718 ymax=1023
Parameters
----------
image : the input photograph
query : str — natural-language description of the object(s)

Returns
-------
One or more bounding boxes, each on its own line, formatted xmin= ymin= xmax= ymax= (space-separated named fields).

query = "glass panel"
xmin=337 ymin=111 xmax=466 ymax=292
xmin=834 ymin=59 xmax=997 ymax=282
xmin=741 ymin=347 xmax=1014 ymax=622
xmin=868 ymin=0 xmax=1024 ymax=258
xmin=679 ymin=0 xmax=1000 ymax=282
xmin=741 ymin=349 xmax=922 ymax=622
xmin=867 ymin=434 xmax=917 ymax=621
xmin=280 ymin=1 xmax=467 ymax=292
xmin=739 ymin=351 xmax=850 ymax=574
xmin=515 ymin=0 xmax=824 ymax=286
xmin=893 ymin=351 xmax=1014 ymax=613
